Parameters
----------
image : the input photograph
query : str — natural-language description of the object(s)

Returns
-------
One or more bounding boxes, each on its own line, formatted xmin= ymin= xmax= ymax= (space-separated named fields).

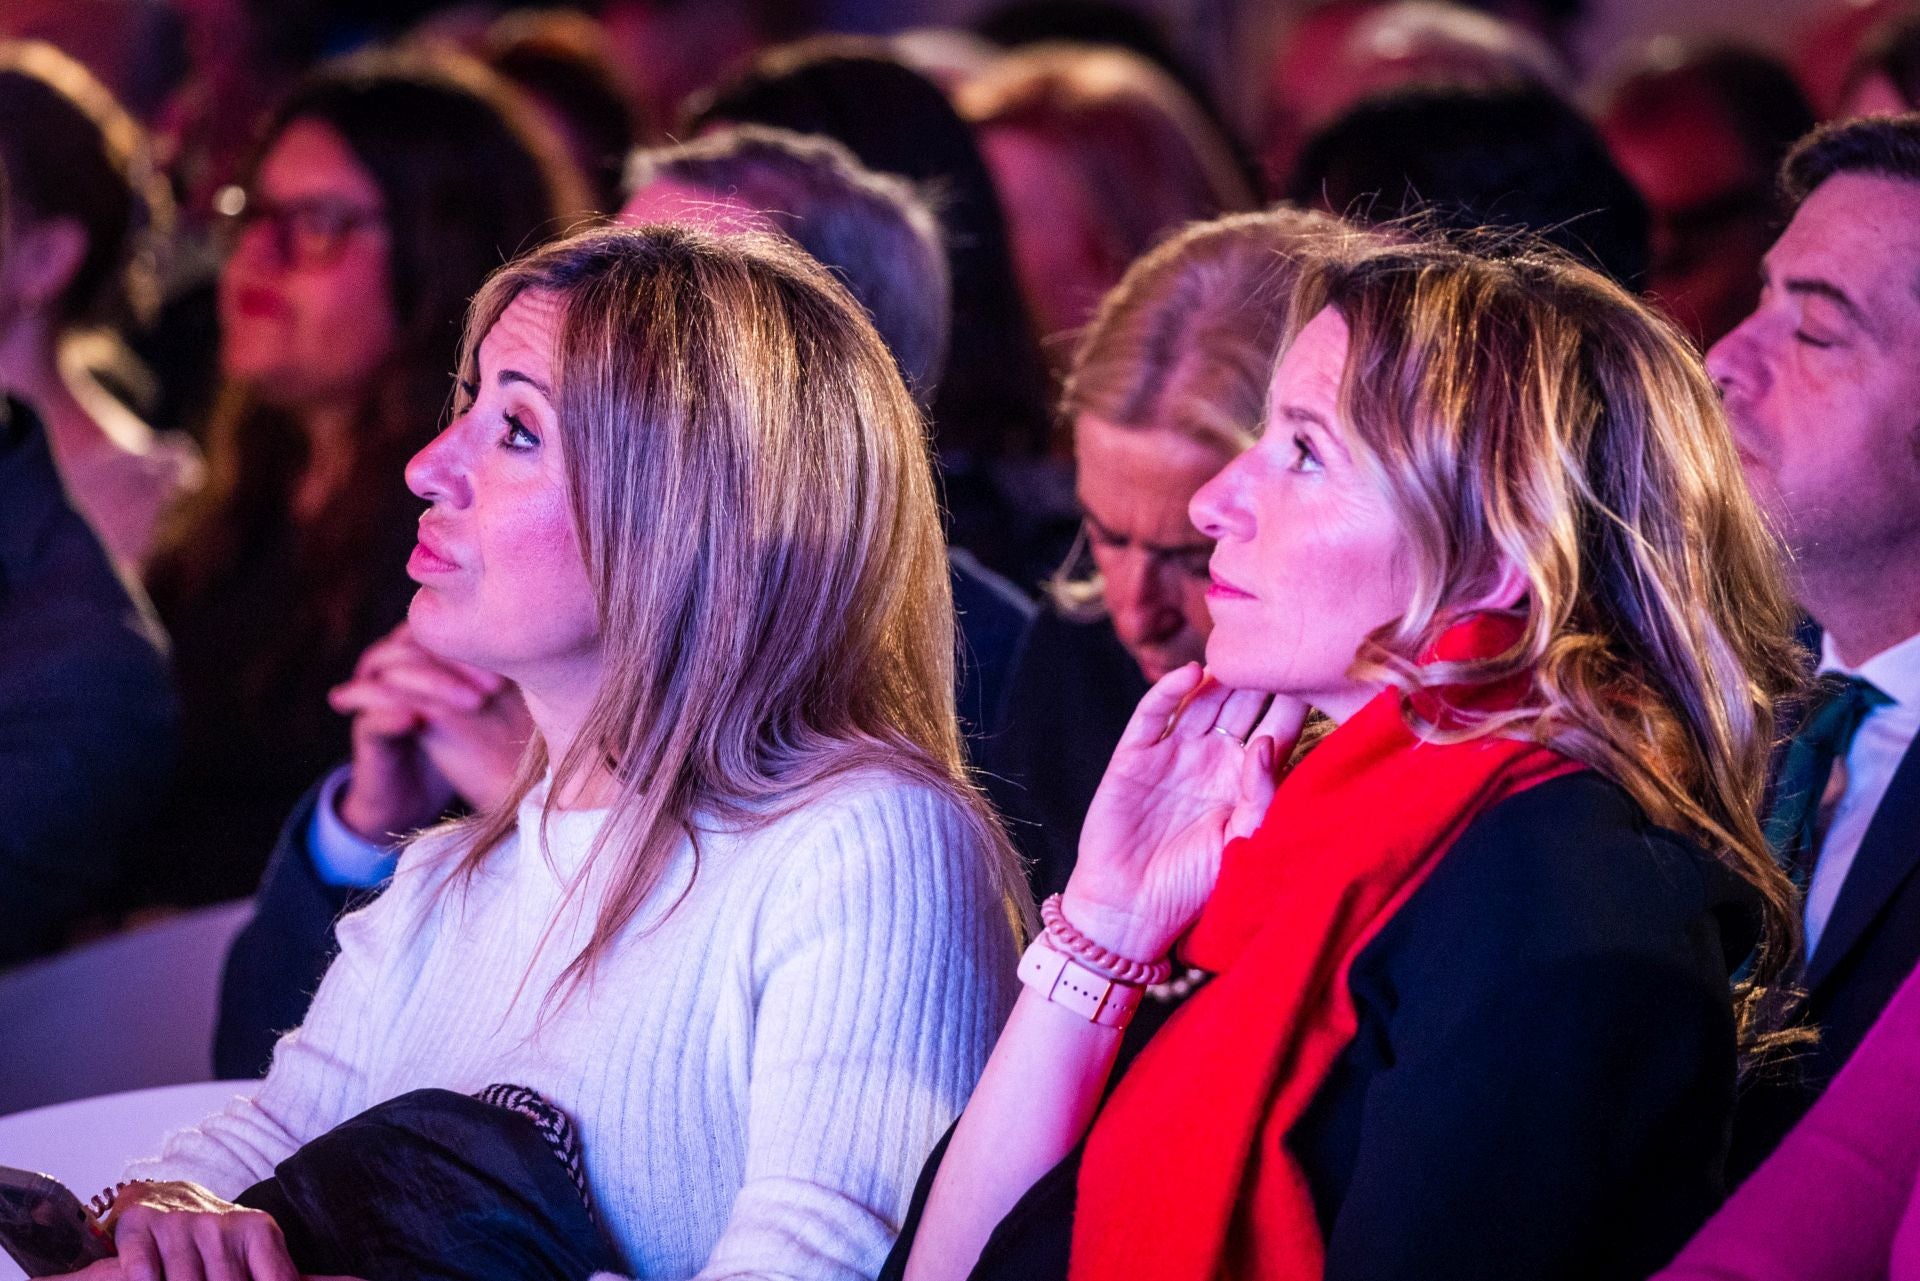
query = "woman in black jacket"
xmin=888 ymin=236 xmax=1805 ymax=1281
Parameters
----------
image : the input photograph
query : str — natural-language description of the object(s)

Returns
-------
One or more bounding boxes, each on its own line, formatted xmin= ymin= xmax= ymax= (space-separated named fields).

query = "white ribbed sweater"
xmin=134 ymin=772 xmax=1019 ymax=1279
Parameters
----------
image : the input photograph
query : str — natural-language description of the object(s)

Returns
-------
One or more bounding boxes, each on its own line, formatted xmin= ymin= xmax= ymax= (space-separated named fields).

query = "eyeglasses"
xmin=214 ymin=184 xmax=386 ymax=270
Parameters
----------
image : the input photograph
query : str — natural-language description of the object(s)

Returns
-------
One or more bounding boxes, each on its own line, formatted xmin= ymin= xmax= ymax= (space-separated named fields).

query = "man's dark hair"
xmin=1783 ymin=112 xmax=1920 ymax=207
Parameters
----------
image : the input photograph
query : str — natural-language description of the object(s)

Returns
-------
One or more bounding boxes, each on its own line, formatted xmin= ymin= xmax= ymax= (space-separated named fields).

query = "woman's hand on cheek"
xmin=1065 ymin=665 xmax=1306 ymax=961
xmin=99 ymin=1180 xmax=299 ymax=1281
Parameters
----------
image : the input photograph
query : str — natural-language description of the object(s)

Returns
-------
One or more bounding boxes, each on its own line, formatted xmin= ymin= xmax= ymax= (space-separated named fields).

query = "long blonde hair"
xmin=1291 ymin=237 xmax=1806 ymax=1044
xmin=447 ymin=224 xmax=1027 ymax=989
xmin=1051 ymin=206 xmax=1356 ymax=615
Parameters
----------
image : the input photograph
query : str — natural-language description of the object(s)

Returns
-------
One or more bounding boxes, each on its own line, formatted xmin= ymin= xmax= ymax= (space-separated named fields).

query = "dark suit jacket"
xmin=214 ymin=552 xmax=1036 ymax=1078
xmin=0 ymin=398 xmax=177 ymax=964
xmin=883 ymin=773 xmax=1760 ymax=1281
xmin=1730 ymin=719 xmax=1920 ymax=1181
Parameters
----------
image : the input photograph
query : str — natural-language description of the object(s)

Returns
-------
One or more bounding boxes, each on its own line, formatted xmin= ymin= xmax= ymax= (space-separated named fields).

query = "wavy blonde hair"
xmin=1050 ymin=206 xmax=1356 ymax=616
xmin=1291 ymin=237 xmax=1806 ymax=1045
xmin=443 ymin=224 xmax=1028 ymax=990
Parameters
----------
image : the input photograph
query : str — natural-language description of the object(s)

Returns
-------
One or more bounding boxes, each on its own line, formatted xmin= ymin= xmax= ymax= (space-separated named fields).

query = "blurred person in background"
xmin=0 ymin=40 xmax=201 ymax=573
xmin=1256 ymin=0 xmax=1568 ymax=193
xmin=214 ymin=122 xmax=1039 ymax=1076
xmin=596 ymin=0 xmax=806 ymax=139
xmin=955 ymin=42 xmax=1255 ymax=364
xmin=132 ymin=51 xmax=590 ymax=912
xmin=479 ymin=8 xmax=648 ymax=212
xmin=983 ymin=208 xmax=1348 ymax=915
xmin=1840 ymin=12 xmax=1920 ymax=117
xmin=0 ymin=154 xmax=178 ymax=967
xmin=692 ymin=37 xmax=1068 ymax=591
xmin=1598 ymin=43 xmax=1815 ymax=346
xmin=0 ymin=0 xmax=186 ymax=123
xmin=1290 ymin=80 xmax=1651 ymax=288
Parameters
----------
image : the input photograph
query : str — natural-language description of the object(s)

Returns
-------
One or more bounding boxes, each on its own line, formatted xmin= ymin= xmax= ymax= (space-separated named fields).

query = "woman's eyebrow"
xmin=498 ymin=368 xmax=553 ymax=397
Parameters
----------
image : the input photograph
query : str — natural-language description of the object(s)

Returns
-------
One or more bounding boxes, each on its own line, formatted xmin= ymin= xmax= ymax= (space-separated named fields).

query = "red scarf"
xmin=1071 ymin=616 xmax=1583 ymax=1281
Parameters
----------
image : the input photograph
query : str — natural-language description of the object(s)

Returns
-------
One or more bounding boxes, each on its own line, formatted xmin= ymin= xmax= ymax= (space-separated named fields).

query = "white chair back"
xmin=0 ymin=901 xmax=253 ymax=1116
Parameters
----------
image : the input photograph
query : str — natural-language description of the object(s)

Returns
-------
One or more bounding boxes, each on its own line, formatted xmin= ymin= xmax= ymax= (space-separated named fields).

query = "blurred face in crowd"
xmin=218 ymin=119 xmax=397 ymax=412
xmin=1600 ymin=94 xmax=1769 ymax=346
xmin=978 ymin=124 xmax=1118 ymax=352
xmin=1708 ymin=173 xmax=1920 ymax=628
xmin=1190 ymin=306 xmax=1413 ymax=720
xmin=1075 ymin=416 xmax=1229 ymax=682
xmin=404 ymin=289 xmax=601 ymax=692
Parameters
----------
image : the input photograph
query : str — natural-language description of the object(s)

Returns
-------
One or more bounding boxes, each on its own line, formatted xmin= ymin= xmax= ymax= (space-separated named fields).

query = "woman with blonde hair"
xmin=956 ymin=42 xmax=1255 ymax=358
xmin=889 ymin=237 xmax=1805 ymax=1281
xmin=84 ymin=224 xmax=1022 ymax=1281
xmin=985 ymin=206 xmax=1348 ymax=910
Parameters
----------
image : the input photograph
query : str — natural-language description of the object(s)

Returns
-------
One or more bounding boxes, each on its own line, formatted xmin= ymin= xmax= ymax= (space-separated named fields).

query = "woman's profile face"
xmin=218 ymin=118 xmax=398 ymax=410
xmin=1190 ymin=305 xmax=1412 ymax=720
xmin=403 ymin=290 xmax=600 ymax=688
xmin=1074 ymin=416 xmax=1230 ymax=683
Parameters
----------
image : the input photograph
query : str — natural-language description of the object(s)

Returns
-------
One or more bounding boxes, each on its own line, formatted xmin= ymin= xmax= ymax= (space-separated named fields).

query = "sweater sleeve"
xmin=1653 ymin=958 xmax=1920 ymax=1281
xmin=694 ymin=781 xmax=1020 ymax=1280
xmin=126 ymin=840 xmax=449 ymax=1196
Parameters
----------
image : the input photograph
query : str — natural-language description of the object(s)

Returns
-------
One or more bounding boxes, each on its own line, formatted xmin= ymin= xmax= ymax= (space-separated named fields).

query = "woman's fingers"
xmin=327 ymin=680 xmax=426 ymax=737
xmin=1209 ymin=687 xmax=1270 ymax=741
xmin=113 ymin=1214 xmax=164 ymax=1281
xmin=1115 ymin=662 xmax=1208 ymax=749
xmin=1229 ymin=736 xmax=1283 ymax=841
xmin=1252 ymin=694 xmax=1310 ymax=756
xmin=360 ymin=657 xmax=489 ymax=713
xmin=241 ymin=1221 xmax=300 ymax=1281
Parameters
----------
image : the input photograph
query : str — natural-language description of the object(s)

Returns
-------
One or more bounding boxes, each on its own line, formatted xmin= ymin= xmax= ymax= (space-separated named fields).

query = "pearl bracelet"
xmin=1040 ymin=893 xmax=1175 ymax=987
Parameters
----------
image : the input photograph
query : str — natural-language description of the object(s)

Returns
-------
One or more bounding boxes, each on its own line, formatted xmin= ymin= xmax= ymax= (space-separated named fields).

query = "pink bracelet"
xmin=1041 ymin=894 xmax=1174 ymax=987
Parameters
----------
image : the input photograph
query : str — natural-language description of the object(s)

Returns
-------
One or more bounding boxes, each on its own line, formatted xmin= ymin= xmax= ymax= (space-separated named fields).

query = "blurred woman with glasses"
xmin=133 ymin=49 xmax=590 ymax=910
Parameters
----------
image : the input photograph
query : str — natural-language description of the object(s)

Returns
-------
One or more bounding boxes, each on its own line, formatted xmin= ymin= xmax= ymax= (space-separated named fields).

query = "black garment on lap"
xmin=235 ymin=1087 xmax=620 ymax=1281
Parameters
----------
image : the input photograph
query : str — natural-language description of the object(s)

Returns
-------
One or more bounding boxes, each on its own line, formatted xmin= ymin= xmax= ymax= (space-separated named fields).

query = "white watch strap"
xmin=1018 ymin=937 xmax=1142 ymax=1028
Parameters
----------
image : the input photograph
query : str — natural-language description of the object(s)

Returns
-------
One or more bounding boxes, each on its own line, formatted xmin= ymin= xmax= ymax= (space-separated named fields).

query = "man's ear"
xmin=8 ymin=216 xmax=88 ymax=310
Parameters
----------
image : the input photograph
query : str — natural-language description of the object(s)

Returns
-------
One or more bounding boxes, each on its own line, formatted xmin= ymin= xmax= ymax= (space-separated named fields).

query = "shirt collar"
xmin=1819 ymin=628 xmax=1920 ymax=709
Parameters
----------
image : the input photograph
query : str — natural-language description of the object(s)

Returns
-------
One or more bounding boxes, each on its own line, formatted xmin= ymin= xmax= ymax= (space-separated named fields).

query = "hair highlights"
xmin=1290 ymin=238 xmax=1806 ymax=1050
xmin=447 ymin=224 xmax=1026 ymax=991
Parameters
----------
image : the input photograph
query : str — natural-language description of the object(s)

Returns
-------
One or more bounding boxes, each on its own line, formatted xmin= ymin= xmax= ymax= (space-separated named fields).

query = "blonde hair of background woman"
xmin=1288 ymin=237 xmax=1806 ymax=1048
xmin=1050 ymin=205 xmax=1356 ymax=616
xmin=447 ymin=224 xmax=1029 ymax=991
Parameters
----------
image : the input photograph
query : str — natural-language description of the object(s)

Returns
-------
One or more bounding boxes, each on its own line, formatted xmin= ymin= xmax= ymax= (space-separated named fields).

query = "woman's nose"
xmin=1189 ymin=456 xmax=1247 ymax=541
xmin=405 ymin=422 xmax=472 ymax=506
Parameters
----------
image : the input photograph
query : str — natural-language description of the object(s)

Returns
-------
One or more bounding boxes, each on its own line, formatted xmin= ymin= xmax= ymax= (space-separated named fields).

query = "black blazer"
xmin=1730 ymin=724 xmax=1920 ymax=1180
xmin=882 ymin=772 xmax=1760 ymax=1281
xmin=0 ymin=399 xmax=177 ymax=964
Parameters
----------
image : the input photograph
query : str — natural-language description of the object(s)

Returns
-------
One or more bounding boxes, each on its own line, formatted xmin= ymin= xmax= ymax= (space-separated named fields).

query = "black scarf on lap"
xmin=236 ymin=1085 xmax=622 ymax=1281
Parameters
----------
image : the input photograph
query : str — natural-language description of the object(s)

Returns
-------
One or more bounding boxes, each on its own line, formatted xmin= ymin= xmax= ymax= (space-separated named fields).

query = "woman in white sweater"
xmin=81 ymin=224 xmax=1025 ymax=1281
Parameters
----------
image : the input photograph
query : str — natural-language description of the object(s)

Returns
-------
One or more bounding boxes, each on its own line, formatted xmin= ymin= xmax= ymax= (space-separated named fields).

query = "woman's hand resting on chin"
xmin=1064 ymin=663 xmax=1307 ymax=963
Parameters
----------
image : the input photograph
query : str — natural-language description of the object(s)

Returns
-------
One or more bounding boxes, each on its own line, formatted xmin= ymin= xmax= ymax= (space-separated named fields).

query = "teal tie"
xmin=1765 ymin=673 xmax=1892 ymax=883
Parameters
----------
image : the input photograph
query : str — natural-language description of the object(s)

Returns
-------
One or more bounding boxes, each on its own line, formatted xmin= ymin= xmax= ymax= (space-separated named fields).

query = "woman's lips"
xmin=408 ymin=533 xmax=459 ymax=576
xmin=1206 ymin=571 xmax=1254 ymax=601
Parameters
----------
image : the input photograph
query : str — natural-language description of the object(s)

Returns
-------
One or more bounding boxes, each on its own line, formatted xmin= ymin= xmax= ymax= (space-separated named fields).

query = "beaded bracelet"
xmin=1040 ymin=893 xmax=1174 ymax=987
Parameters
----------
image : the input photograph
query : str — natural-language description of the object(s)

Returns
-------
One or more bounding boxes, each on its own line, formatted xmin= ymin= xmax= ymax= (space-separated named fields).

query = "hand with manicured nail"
xmin=1063 ymin=664 xmax=1307 ymax=963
